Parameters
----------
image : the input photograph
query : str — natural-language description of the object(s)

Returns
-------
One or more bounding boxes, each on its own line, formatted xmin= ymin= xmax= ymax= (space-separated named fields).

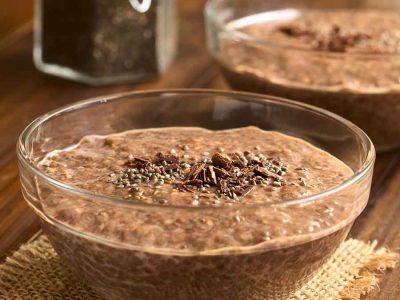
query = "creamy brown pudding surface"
xmin=220 ymin=10 xmax=400 ymax=150
xmin=39 ymin=126 xmax=354 ymax=251
xmin=244 ymin=10 xmax=400 ymax=55
xmin=38 ymin=127 xmax=362 ymax=299
xmin=41 ymin=126 xmax=351 ymax=205
xmin=225 ymin=10 xmax=400 ymax=90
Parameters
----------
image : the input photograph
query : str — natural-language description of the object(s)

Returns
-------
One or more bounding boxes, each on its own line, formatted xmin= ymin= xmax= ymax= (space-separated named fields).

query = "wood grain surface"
xmin=0 ymin=0 xmax=32 ymax=38
xmin=0 ymin=1 xmax=398 ymax=299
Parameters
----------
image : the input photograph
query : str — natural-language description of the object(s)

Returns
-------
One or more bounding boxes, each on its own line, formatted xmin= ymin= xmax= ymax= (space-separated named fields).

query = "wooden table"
xmin=0 ymin=1 xmax=398 ymax=299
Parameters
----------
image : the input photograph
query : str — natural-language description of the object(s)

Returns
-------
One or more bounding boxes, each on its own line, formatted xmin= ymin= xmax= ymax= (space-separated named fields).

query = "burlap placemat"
xmin=0 ymin=236 xmax=397 ymax=300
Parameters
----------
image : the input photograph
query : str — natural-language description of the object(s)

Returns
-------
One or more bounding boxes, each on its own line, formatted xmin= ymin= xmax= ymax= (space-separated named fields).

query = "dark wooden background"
xmin=0 ymin=0 xmax=32 ymax=38
xmin=0 ymin=1 xmax=398 ymax=299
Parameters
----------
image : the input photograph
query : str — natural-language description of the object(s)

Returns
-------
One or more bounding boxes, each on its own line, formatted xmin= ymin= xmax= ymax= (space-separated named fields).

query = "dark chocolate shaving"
xmin=230 ymin=152 xmax=248 ymax=167
xmin=315 ymin=27 xmax=372 ymax=52
xmin=154 ymin=152 xmax=180 ymax=164
xmin=124 ymin=157 xmax=150 ymax=169
xmin=212 ymin=153 xmax=232 ymax=168
xmin=254 ymin=166 xmax=282 ymax=181
xmin=181 ymin=151 xmax=287 ymax=200
xmin=279 ymin=25 xmax=312 ymax=37
xmin=207 ymin=166 xmax=218 ymax=185
xmin=279 ymin=23 xmax=372 ymax=53
xmin=114 ymin=150 xmax=288 ymax=204
xmin=213 ymin=167 xmax=231 ymax=178
xmin=187 ymin=163 xmax=205 ymax=180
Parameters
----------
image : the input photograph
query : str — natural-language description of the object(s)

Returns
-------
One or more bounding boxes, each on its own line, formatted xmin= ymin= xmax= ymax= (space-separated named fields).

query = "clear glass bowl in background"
xmin=18 ymin=90 xmax=374 ymax=299
xmin=205 ymin=0 xmax=400 ymax=152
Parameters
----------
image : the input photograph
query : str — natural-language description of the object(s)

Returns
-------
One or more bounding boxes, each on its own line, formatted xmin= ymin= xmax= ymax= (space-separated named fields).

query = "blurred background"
xmin=0 ymin=0 xmax=32 ymax=38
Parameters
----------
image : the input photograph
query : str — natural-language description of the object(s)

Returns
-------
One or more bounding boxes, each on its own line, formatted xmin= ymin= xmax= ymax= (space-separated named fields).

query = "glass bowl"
xmin=18 ymin=89 xmax=374 ymax=300
xmin=205 ymin=0 xmax=400 ymax=152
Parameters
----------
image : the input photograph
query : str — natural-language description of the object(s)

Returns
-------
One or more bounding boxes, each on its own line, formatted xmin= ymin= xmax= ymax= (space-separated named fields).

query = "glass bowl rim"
xmin=205 ymin=0 xmax=399 ymax=58
xmin=17 ymin=88 xmax=375 ymax=211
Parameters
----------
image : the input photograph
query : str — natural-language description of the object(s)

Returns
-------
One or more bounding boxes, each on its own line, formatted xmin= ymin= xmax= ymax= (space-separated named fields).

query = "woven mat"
xmin=0 ymin=236 xmax=397 ymax=300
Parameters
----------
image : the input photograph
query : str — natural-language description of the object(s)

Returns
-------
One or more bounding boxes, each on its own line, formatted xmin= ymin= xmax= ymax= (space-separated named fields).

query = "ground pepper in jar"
xmin=34 ymin=0 xmax=176 ymax=85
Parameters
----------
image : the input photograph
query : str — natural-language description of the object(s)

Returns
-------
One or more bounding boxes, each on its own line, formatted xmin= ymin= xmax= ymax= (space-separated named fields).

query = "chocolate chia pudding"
xmin=35 ymin=126 xmax=368 ymax=299
xmin=213 ymin=9 xmax=400 ymax=151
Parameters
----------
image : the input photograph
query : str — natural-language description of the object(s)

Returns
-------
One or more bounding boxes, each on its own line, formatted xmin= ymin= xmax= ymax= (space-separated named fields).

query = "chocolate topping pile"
xmin=110 ymin=151 xmax=288 ymax=204
xmin=279 ymin=24 xmax=372 ymax=52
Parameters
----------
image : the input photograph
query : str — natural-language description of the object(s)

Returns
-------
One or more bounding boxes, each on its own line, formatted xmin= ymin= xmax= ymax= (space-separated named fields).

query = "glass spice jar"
xmin=34 ymin=0 xmax=177 ymax=85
